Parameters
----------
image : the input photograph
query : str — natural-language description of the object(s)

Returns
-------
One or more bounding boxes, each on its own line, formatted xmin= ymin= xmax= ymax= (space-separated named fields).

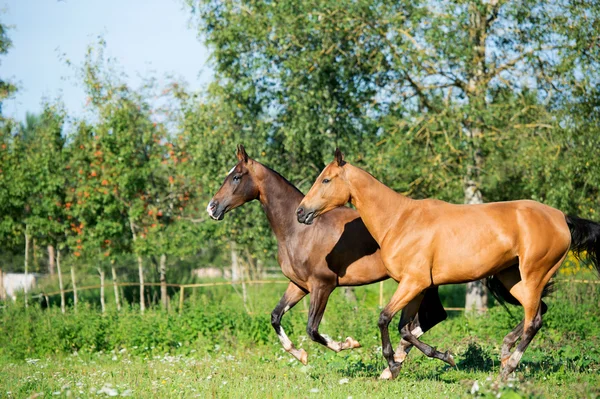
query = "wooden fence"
xmin=21 ymin=277 xmax=600 ymax=314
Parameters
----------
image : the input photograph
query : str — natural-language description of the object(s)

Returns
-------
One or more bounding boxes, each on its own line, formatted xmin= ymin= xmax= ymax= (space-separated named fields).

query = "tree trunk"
xmin=24 ymin=226 xmax=30 ymax=308
xmin=463 ymin=127 xmax=488 ymax=314
xmin=56 ymin=247 xmax=65 ymax=313
xmin=463 ymin=2 xmax=489 ymax=315
xmin=159 ymin=253 xmax=167 ymax=311
xmin=47 ymin=245 xmax=56 ymax=276
xmin=129 ymin=218 xmax=145 ymax=313
xmin=343 ymin=287 xmax=357 ymax=303
xmin=71 ymin=266 xmax=78 ymax=310
xmin=111 ymin=264 xmax=121 ymax=311
xmin=137 ymin=255 xmax=145 ymax=313
xmin=0 ymin=267 xmax=5 ymax=301
xmin=98 ymin=268 xmax=106 ymax=313
xmin=230 ymin=241 xmax=241 ymax=282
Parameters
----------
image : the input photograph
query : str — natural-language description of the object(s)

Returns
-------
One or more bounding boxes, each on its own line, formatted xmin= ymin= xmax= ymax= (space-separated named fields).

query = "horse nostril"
xmin=208 ymin=201 xmax=218 ymax=211
xmin=296 ymin=207 xmax=304 ymax=216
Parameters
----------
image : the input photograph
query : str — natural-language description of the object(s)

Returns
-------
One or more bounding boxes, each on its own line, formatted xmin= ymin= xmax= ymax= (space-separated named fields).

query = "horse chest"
xmin=278 ymin=250 xmax=307 ymax=285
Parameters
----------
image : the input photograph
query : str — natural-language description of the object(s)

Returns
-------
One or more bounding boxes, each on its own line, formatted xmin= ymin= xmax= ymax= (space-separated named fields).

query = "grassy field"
xmin=1 ymin=276 xmax=600 ymax=398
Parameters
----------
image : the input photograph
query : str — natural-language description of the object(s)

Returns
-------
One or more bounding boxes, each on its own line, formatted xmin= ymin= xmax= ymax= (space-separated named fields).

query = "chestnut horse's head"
xmin=206 ymin=145 xmax=260 ymax=220
xmin=296 ymin=148 xmax=351 ymax=225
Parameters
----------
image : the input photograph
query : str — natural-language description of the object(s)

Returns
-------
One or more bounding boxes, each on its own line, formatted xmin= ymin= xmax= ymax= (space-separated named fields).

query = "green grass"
xmin=1 ymin=278 xmax=600 ymax=398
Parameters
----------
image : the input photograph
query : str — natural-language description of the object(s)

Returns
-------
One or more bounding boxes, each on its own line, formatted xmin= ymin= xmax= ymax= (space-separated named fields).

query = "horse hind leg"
xmin=380 ymin=292 xmax=454 ymax=380
xmin=500 ymin=301 xmax=548 ymax=367
xmin=393 ymin=286 xmax=448 ymax=364
xmin=501 ymin=300 xmax=544 ymax=379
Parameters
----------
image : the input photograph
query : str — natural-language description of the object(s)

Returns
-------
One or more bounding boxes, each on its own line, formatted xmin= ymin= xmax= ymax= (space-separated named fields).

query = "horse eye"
xmin=322 ymin=178 xmax=330 ymax=184
xmin=233 ymin=175 xmax=241 ymax=182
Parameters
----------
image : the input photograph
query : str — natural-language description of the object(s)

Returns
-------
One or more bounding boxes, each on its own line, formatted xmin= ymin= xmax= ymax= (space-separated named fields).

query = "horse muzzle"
xmin=296 ymin=206 xmax=316 ymax=225
xmin=207 ymin=200 xmax=226 ymax=221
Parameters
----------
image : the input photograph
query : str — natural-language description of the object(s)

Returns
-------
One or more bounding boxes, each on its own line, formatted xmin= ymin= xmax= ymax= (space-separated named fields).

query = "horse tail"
xmin=566 ymin=215 xmax=600 ymax=276
xmin=485 ymin=276 xmax=554 ymax=317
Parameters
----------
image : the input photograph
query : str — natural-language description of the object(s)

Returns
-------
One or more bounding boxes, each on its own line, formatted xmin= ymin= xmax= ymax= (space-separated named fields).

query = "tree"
xmin=190 ymin=0 xmax=600 ymax=312
xmin=0 ymin=21 xmax=17 ymax=114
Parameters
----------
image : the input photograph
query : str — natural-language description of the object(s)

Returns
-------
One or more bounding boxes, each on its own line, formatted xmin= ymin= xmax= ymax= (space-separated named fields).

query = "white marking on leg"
xmin=322 ymin=335 xmax=342 ymax=352
xmin=393 ymin=326 xmax=423 ymax=363
xmin=411 ymin=326 xmax=423 ymax=338
xmin=277 ymin=326 xmax=307 ymax=364
xmin=277 ymin=329 xmax=293 ymax=351
xmin=507 ymin=349 xmax=524 ymax=370
xmin=283 ymin=305 xmax=290 ymax=312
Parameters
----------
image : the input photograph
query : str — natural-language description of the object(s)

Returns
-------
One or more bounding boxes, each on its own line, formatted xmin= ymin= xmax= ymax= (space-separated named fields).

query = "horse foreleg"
xmin=306 ymin=283 xmax=361 ymax=352
xmin=271 ymin=282 xmax=308 ymax=364
xmin=378 ymin=281 xmax=427 ymax=380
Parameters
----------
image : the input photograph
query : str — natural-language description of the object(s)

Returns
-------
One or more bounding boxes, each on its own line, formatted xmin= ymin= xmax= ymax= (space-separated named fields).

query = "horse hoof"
xmin=298 ymin=349 xmax=308 ymax=365
xmin=379 ymin=368 xmax=393 ymax=380
xmin=345 ymin=337 xmax=361 ymax=349
xmin=379 ymin=364 xmax=400 ymax=380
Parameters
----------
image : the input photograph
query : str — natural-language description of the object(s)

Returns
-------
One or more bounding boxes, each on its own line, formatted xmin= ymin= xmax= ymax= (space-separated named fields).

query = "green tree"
xmin=0 ymin=21 xmax=16 ymax=114
xmin=189 ymin=0 xmax=600 ymax=311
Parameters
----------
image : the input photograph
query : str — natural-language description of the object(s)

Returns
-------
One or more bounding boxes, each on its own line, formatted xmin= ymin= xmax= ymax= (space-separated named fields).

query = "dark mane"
xmin=259 ymin=162 xmax=304 ymax=196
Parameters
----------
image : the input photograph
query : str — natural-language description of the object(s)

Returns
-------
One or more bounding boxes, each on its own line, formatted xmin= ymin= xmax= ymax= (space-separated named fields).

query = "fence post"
xmin=179 ymin=286 xmax=185 ymax=313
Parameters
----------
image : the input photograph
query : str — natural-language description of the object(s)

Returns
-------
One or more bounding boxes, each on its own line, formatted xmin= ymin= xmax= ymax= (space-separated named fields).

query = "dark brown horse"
xmin=297 ymin=149 xmax=600 ymax=379
xmin=207 ymin=145 xmax=449 ymax=368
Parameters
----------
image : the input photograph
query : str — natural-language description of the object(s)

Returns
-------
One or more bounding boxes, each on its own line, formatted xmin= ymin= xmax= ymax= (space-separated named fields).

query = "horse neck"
xmin=254 ymin=163 xmax=304 ymax=241
xmin=345 ymin=163 xmax=412 ymax=245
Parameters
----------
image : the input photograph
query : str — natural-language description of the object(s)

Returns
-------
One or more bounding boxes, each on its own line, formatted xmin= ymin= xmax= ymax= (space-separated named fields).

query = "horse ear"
xmin=237 ymin=144 xmax=249 ymax=163
xmin=334 ymin=148 xmax=346 ymax=167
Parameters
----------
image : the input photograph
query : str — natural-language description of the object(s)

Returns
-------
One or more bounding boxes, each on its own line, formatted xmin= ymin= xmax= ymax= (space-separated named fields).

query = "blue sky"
xmin=1 ymin=0 xmax=213 ymax=122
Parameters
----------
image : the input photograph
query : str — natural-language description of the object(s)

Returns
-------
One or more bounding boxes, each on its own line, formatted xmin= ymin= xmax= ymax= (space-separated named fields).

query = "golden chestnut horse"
xmin=297 ymin=149 xmax=600 ymax=379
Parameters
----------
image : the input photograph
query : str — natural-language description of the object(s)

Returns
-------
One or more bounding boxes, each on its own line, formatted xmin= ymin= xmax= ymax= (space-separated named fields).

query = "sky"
xmin=1 ymin=0 xmax=213 ymax=123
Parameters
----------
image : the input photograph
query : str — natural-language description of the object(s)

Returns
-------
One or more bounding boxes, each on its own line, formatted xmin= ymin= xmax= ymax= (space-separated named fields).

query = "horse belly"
xmin=431 ymin=238 xmax=517 ymax=285
xmin=337 ymin=251 xmax=388 ymax=286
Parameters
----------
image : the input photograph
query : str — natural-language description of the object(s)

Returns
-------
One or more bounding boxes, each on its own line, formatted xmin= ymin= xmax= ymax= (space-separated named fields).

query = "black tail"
xmin=566 ymin=215 xmax=600 ymax=276
xmin=485 ymin=275 xmax=554 ymax=317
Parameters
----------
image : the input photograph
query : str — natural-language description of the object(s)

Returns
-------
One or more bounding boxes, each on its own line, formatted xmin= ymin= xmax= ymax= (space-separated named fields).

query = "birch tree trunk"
xmin=71 ymin=266 xmax=78 ymax=310
xmin=159 ymin=253 xmax=167 ymax=310
xmin=98 ymin=268 xmax=106 ymax=313
xmin=111 ymin=264 xmax=121 ymax=311
xmin=230 ymin=241 xmax=241 ymax=282
xmin=463 ymin=2 xmax=489 ymax=314
xmin=47 ymin=245 xmax=56 ymax=276
xmin=24 ymin=226 xmax=30 ymax=308
xmin=56 ymin=247 xmax=65 ymax=313
xmin=463 ymin=129 xmax=488 ymax=314
xmin=130 ymin=219 xmax=145 ymax=313
xmin=0 ymin=267 xmax=5 ymax=301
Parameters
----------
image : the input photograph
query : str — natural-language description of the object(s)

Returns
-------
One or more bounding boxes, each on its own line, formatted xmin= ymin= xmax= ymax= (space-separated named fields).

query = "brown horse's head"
xmin=296 ymin=148 xmax=350 ymax=225
xmin=206 ymin=145 xmax=260 ymax=220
